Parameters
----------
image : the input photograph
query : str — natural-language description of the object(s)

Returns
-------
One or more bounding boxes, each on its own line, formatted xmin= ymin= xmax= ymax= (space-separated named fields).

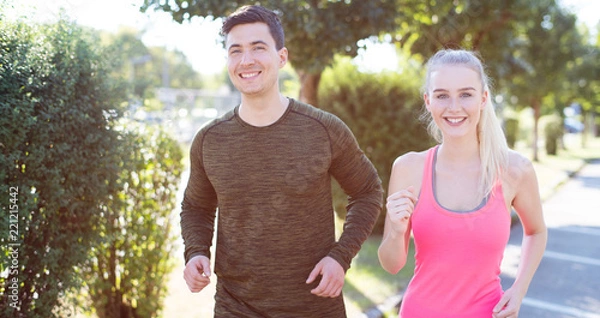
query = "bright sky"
xmin=3 ymin=0 xmax=598 ymax=75
xmin=4 ymin=0 xmax=226 ymax=74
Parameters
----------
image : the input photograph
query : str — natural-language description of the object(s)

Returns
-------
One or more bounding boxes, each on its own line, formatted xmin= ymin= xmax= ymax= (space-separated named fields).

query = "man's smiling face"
xmin=226 ymin=22 xmax=288 ymax=97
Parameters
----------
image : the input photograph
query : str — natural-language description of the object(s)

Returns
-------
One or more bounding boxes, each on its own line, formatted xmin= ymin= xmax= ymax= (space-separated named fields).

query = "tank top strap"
xmin=419 ymin=145 xmax=439 ymax=202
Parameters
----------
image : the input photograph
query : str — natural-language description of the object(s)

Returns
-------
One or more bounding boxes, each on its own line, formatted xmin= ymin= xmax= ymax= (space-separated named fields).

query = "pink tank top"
xmin=399 ymin=146 xmax=511 ymax=318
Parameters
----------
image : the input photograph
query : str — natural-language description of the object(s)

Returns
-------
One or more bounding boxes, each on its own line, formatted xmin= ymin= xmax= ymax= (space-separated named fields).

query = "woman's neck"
xmin=437 ymin=137 xmax=480 ymax=167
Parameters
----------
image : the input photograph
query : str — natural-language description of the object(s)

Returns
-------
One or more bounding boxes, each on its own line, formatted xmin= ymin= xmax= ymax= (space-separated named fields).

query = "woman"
xmin=378 ymin=49 xmax=547 ymax=318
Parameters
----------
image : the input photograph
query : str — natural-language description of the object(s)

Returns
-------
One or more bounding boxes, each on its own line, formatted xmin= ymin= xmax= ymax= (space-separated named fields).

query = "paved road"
xmin=500 ymin=159 xmax=600 ymax=318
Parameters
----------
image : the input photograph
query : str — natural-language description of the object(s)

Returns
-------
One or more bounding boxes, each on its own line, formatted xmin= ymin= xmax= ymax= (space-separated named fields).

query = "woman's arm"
xmin=378 ymin=154 xmax=420 ymax=274
xmin=494 ymin=154 xmax=548 ymax=317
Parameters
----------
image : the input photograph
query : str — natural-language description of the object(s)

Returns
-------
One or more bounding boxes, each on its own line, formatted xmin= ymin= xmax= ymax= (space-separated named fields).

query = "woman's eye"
xmin=460 ymin=93 xmax=472 ymax=98
xmin=436 ymin=94 xmax=448 ymax=99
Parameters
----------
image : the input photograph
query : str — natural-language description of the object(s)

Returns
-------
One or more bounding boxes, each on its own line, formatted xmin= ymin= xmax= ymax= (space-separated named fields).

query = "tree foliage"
xmin=140 ymin=0 xmax=401 ymax=106
xmin=80 ymin=122 xmax=183 ymax=318
xmin=502 ymin=0 xmax=581 ymax=160
xmin=564 ymin=33 xmax=600 ymax=139
xmin=102 ymin=28 xmax=203 ymax=107
xmin=318 ymin=57 xmax=434 ymax=234
xmin=394 ymin=0 xmax=584 ymax=160
xmin=0 ymin=19 xmax=125 ymax=317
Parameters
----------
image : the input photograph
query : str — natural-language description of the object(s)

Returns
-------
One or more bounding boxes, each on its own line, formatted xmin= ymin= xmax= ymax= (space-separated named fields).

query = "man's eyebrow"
xmin=250 ymin=40 xmax=268 ymax=46
xmin=227 ymin=40 xmax=269 ymax=50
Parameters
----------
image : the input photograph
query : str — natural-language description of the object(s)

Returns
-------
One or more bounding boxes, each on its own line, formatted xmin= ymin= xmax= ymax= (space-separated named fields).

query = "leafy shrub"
xmin=1 ymin=18 xmax=185 ymax=317
xmin=0 ymin=19 xmax=126 ymax=317
xmin=319 ymin=57 xmax=434 ymax=234
xmin=80 ymin=122 xmax=183 ymax=318
xmin=504 ymin=116 xmax=519 ymax=149
xmin=544 ymin=114 xmax=563 ymax=155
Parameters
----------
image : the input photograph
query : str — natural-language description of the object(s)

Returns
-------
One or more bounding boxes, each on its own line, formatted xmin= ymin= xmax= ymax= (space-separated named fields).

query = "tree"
xmin=102 ymin=28 xmax=203 ymax=108
xmin=564 ymin=33 xmax=600 ymax=142
xmin=0 ymin=19 xmax=125 ymax=317
xmin=80 ymin=123 xmax=183 ymax=318
xmin=140 ymin=0 xmax=400 ymax=106
xmin=504 ymin=0 xmax=581 ymax=160
xmin=392 ymin=0 xmax=584 ymax=160
xmin=392 ymin=0 xmax=534 ymax=80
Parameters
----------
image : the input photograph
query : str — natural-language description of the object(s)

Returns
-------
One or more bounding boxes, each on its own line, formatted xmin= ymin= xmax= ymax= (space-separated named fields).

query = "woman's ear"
xmin=424 ymin=93 xmax=431 ymax=111
xmin=480 ymin=90 xmax=488 ymax=109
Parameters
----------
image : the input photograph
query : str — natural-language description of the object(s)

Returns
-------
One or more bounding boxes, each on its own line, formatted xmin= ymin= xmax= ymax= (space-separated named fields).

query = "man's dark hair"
xmin=221 ymin=5 xmax=285 ymax=50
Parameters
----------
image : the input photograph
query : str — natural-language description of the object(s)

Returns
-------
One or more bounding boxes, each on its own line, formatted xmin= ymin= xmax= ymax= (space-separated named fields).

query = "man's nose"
xmin=240 ymin=51 xmax=255 ymax=66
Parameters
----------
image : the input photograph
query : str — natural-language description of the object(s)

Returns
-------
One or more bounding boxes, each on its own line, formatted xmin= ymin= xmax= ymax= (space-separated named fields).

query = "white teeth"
xmin=447 ymin=118 xmax=465 ymax=123
xmin=240 ymin=72 xmax=259 ymax=78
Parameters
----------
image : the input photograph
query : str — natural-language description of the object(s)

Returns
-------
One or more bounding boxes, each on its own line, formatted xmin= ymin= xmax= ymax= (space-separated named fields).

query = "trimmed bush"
xmin=504 ymin=117 xmax=519 ymax=149
xmin=319 ymin=58 xmax=434 ymax=234
xmin=80 ymin=122 xmax=183 ymax=318
xmin=544 ymin=114 xmax=563 ymax=155
xmin=0 ymin=20 xmax=126 ymax=317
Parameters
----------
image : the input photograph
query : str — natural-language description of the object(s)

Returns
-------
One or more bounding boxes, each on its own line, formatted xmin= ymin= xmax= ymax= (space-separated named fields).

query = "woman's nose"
xmin=447 ymin=98 xmax=459 ymax=110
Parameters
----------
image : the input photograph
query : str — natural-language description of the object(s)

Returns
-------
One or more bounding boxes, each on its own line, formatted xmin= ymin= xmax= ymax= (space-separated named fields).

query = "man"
xmin=181 ymin=5 xmax=383 ymax=317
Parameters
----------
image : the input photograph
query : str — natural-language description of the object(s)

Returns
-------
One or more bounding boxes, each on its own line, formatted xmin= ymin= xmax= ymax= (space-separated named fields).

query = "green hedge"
xmin=81 ymin=122 xmax=183 ymax=318
xmin=544 ymin=114 xmax=563 ymax=155
xmin=318 ymin=58 xmax=434 ymax=234
xmin=1 ymin=19 xmax=182 ymax=318
xmin=0 ymin=19 xmax=126 ymax=317
xmin=504 ymin=116 xmax=519 ymax=149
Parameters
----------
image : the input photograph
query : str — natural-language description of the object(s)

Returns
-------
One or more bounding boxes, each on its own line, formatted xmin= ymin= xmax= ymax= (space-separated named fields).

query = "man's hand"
xmin=183 ymin=255 xmax=211 ymax=293
xmin=306 ymin=256 xmax=345 ymax=298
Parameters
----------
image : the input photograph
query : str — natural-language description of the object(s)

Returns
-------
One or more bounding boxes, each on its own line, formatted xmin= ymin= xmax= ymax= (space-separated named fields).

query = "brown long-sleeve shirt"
xmin=181 ymin=99 xmax=383 ymax=317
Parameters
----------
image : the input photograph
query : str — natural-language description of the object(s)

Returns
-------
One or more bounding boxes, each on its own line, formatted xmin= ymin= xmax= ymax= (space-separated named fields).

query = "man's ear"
xmin=278 ymin=47 xmax=288 ymax=68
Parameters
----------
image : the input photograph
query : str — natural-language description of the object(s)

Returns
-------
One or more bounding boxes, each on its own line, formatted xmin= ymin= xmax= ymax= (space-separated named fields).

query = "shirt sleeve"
xmin=180 ymin=129 xmax=218 ymax=264
xmin=325 ymin=114 xmax=384 ymax=271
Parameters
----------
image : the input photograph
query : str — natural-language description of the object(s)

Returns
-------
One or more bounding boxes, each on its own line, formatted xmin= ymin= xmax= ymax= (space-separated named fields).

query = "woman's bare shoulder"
xmin=503 ymin=150 xmax=538 ymax=199
xmin=392 ymin=150 xmax=429 ymax=169
xmin=506 ymin=150 xmax=535 ymax=181
xmin=394 ymin=150 xmax=427 ymax=166
xmin=389 ymin=149 xmax=430 ymax=192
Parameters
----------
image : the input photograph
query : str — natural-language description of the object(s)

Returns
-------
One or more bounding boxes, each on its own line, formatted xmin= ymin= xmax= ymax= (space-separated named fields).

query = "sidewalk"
xmin=500 ymin=158 xmax=600 ymax=317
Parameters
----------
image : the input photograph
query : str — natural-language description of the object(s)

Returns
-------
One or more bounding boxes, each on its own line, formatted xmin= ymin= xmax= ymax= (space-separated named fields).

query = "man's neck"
xmin=238 ymin=93 xmax=289 ymax=127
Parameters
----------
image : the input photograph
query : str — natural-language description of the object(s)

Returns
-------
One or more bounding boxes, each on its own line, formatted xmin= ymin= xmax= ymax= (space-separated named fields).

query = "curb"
xmin=361 ymin=293 xmax=403 ymax=318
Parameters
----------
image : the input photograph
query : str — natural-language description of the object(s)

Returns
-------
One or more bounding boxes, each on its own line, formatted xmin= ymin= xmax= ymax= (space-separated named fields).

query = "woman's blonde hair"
xmin=420 ymin=49 xmax=508 ymax=197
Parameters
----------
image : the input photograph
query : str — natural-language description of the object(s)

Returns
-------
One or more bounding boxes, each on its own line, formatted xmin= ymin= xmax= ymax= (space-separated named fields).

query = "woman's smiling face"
xmin=424 ymin=64 xmax=488 ymax=140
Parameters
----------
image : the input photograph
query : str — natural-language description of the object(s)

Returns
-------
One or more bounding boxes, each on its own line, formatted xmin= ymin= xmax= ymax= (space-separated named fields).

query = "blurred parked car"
xmin=564 ymin=117 xmax=584 ymax=133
